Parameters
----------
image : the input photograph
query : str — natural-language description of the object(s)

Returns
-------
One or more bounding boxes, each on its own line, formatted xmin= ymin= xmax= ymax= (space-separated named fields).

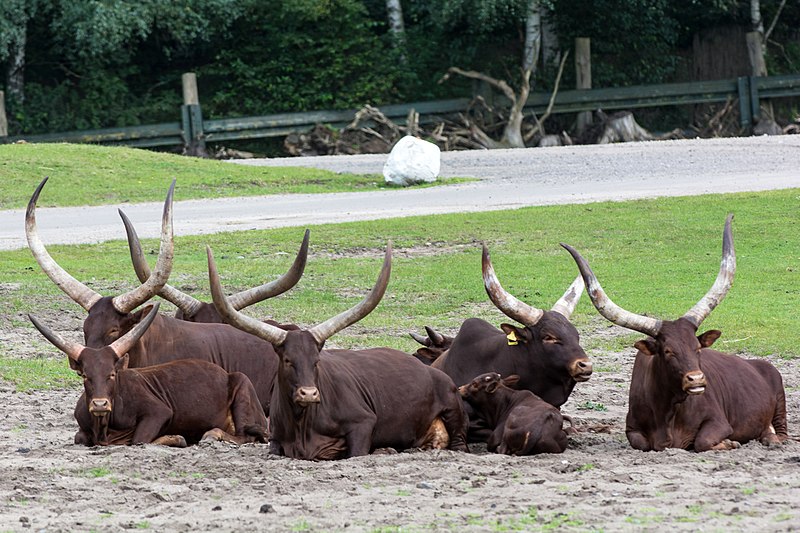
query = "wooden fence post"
xmin=0 ymin=90 xmax=8 ymax=140
xmin=745 ymin=31 xmax=774 ymax=124
xmin=575 ymin=38 xmax=592 ymax=135
xmin=181 ymin=73 xmax=208 ymax=157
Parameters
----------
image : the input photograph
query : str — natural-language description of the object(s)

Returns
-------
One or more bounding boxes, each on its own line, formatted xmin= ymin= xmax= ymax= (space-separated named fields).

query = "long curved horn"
xmin=561 ymin=243 xmax=662 ymax=337
xmin=111 ymin=180 xmax=175 ymax=313
xmin=482 ymin=245 xmax=544 ymax=326
xmin=207 ymin=246 xmax=288 ymax=346
xmin=29 ymin=314 xmax=85 ymax=363
xmin=308 ymin=243 xmax=392 ymax=345
xmin=227 ymin=229 xmax=310 ymax=310
xmin=26 ymin=178 xmax=102 ymax=311
xmin=551 ymin=275 xmax=584 ymax=319
xmin=682 ymin=214 xmax=736 ymax=327
xmin=109 ymin=302 xmax=161 ymax=358
xmin=120 ymin=208 xmax=204 ymax=318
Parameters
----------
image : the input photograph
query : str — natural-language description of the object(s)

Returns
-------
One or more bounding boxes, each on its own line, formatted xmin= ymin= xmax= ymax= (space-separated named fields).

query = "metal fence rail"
xmin=5 ymin=73 xmax=799 ymax=150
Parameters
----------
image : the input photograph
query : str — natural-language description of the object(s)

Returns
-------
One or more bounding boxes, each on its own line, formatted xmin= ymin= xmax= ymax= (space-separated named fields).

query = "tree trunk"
xmin=522 ymin=0 xmax=542 ymax=74
xmin=6 ymin=25 xmax=26 ymax=105
xmin=385 ymin=0 xmax=407 ymax=64
xmin=500 ymin=0 xmax=541 ymax=148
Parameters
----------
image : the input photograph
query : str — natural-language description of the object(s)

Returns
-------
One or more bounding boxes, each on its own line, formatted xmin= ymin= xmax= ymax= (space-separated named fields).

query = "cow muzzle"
xmin=294 ymin=386 xmax=321 ymax=406
xmin=683 ymin=371 xmax=706 ymax=395
xmin=570 ymin=359 xmax=593 ymax=382
xmin=89 ymin=398 xmax=112 ymax=416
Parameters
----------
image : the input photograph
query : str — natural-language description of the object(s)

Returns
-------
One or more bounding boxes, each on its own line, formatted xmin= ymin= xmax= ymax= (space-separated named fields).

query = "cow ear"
xmin=698 ymin=330 xmax=721 ymax=348
xmin=67 ymin=356 xmax=82 ymax=373
xmin=503 ymin=374 xmax=520 ymax=388
xmin=131 ymin=304 xmax=154 ymax=323
xmin=634 ymin=339 xmax=657 ymax=356
xmin=115 ymin=353 xmax=130 ymax=371
xmin=500 ymin=323 xmax=529 ymax=345
xmin=414 ymin=347 xmax=440 ymax=364
xmin=486 ymin=381 xmax=499 ymax=393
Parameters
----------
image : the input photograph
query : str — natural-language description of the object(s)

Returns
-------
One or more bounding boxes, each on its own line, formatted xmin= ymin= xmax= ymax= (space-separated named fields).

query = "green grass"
xmin=0 ymin=354 xmax=79 ymax=391
xmin=0 ymin=143 xmax=466 ymax=209
xmin=3 ymin=188 xmax=800 ymax=391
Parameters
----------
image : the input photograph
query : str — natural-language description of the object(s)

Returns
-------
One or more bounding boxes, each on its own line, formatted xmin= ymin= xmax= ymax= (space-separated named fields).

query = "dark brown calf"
xmin=208 ymin=243 xmax=469 ymax=460
xmin=30 ymin=303 xmax=267 ymax=447
xmin=562 ymin=214 xmax=788 ymax=452
xmin=459 ymin=373 xmax=568 ymax=455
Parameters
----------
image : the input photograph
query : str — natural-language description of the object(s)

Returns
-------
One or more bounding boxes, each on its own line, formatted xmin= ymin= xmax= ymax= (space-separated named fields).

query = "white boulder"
xmin=382 ymin=136 xmax=440 ymax=186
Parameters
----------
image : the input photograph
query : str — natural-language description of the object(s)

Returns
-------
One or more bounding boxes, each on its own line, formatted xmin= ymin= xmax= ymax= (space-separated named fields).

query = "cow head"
xmin=561 ymin=214 xmax=735 ymax=396
xmin=30 ymin=302 xmax=160 ymax=423
xmin=409 ymin=326 xmax=453 ymax=364
xmin=482 ymin=245 xmax=592 ymax=383
xmin=207 ymin=242 xmax=392 ymax=409
xmin=26 ymin=178 xmax=174 ymax=348
xmin=120 ymin=209 xmax=310 ymax=323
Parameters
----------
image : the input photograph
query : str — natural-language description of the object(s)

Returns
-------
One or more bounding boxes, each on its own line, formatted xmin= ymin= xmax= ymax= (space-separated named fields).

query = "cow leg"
xmin=131 ymin=409 xmax=173 ymax=445
xmin=693 ymin=420 xmax=735 ymax=452
xmin=227 ymin=372 xmax=269 ymax=443
xmin=626 ymin=430 xmax=654 ymax=451
xmin=74 ymin=429 xmax=93 ymax=446
xmin=152 ymin=435 xmax=188 ymax=448
xmin=344 ymin=416 xmax=377 ymax=458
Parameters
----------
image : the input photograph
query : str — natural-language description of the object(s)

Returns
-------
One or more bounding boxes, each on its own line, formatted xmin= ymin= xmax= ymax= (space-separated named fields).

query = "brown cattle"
xmin=120 ymin=209 xmax=308 ymax=323
xmin=562 ymin=214 xmax=788 ymax=452
xmin=25 ymin=178 xmax=296 ymax=415
xmin=208 ymin=243 xmax=469 ymax=460
xmin=459 ymin=373 xmax=568 ymax=455
xmin=429 ymin=245 xmax=591 ymax=440
xmin=30 ymin=303 xmax=268 ymax=447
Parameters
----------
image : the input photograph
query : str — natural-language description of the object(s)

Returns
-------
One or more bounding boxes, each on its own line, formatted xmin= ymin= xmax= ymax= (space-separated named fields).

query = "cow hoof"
xmin=152 ymin=435 xmax=187 ymax=448
xmin=372 ymin=447 xmax=398 ymax=455
xmin=201 ymin=428 xmax=226 ymax=442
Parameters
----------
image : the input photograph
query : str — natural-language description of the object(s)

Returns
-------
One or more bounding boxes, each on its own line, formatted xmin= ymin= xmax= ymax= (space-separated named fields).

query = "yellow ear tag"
xmin=506 ymin=331 xmax=519 ymax=346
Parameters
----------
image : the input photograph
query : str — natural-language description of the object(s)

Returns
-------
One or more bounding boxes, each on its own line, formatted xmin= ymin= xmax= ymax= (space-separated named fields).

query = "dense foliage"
xmin=0 ymin=0 xmax=797 ymax=138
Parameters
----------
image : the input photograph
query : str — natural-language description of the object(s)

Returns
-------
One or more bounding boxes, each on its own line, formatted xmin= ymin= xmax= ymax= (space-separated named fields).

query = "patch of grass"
xmin=577 ymin=401 xmax=608 ymax=412
xmin=82 ymin=467 xmax=112 ymax=478
xmin=0 ymin=143 xmax=467 ymax=209
xmin=4 ymin=188 xmax=800 ymax=372
xmin=0 ymin=355 xmax=79 ymax=392
xmin=741 ymin=486 xmax=756 ymax=495
xmin=395 ymin=489 xmax=411 ymax=496
xmin=290 ymin=519 xmax=312 ymax=532
xmin=135 ymin=522 xmax=150 ymax=529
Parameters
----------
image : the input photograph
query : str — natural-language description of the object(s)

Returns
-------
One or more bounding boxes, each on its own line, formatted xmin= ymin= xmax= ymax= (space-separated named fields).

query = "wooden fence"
xmin=3 ymin=73 xmax=799 ymax=151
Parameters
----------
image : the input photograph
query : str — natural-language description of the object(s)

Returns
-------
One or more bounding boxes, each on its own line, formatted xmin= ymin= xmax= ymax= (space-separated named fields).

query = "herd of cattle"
xmin=23 ymin=178 xmax=789 ymax=459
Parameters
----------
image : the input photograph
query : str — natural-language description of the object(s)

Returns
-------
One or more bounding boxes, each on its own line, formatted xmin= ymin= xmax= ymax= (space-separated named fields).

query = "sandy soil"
xmin=1 ymin=319 xmax=798 ymax=532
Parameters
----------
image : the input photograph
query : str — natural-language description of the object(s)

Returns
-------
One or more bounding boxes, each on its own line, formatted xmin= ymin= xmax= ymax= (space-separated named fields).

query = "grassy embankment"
xmin=1 ymin=145 xmax=798 ymax=390
xmin=0 ymin=143 xmax=464 ymax=209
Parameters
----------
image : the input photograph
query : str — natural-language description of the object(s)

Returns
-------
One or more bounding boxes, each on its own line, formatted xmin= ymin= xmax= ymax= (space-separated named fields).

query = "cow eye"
xmin=543 ymin=335 xmax=560 ymax=344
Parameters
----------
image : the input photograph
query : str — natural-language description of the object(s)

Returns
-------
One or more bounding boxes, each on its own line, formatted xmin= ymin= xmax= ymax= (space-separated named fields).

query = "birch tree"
xmin=385 ymin=0 xmax=407 ymax=63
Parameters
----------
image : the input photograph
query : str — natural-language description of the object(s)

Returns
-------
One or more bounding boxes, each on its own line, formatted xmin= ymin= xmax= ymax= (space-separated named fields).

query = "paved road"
xmin=2 ymin=136 xmax=799 ymax=251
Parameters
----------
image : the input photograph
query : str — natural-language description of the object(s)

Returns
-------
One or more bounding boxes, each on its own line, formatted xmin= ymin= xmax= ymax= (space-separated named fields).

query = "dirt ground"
xmin=0 ymin=315 xmax=798 ymax=533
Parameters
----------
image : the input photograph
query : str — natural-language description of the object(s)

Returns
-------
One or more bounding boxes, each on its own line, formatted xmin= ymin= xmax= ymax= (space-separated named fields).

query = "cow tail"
xmin=772 ymin=386 xmax=789 ymax=440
